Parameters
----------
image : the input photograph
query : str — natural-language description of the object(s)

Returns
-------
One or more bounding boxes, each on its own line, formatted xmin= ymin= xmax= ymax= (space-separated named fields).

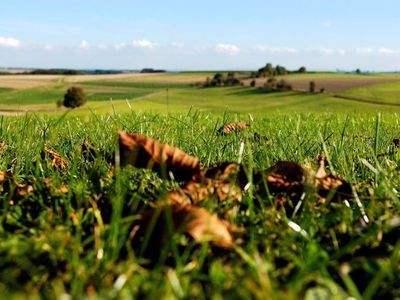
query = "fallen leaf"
xmin=203 ymin=162 xmax=248 ymax=188
xmin=217 ymin=121 xmax=249 ymax=135
xmin=44 ymin=147 xmax=68 ymax=170
xmin=42 ymin=178 xmax=69 ymax=195
xmin=314 ymin=156 xmax=352 ymax=203
xmin=252 ymin=161 xmax=305 ymax=213
xmin=131 ymin=204 xmax=234 ymax=258
xmin=163 ymin=178 xmax=242 ymax=206
xmin=179 ymin=205 xmax=233 ymax=248
xmin=119 ymin=131 xmax=201 ymax=181
xmin=0 ymin=171 xmax=34 ymax=199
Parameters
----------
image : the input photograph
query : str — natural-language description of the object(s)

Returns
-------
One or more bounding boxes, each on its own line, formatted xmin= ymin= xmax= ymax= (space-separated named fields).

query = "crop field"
xmin=0 ymin=72 xmax=400 ymax=115
xmin=0 ymin=72 xmax=400 ymax=299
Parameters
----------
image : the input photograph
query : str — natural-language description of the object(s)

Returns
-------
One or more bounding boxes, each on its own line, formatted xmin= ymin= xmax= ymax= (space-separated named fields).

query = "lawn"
xmin=0 ymin=111 xmax=399 ymax=299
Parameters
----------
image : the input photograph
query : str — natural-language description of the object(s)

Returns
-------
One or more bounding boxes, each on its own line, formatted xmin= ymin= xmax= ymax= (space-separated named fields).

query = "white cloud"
xmin=98 ymin=44 xmax=108 ymax=50
xmin=79 ymin=40 xmax=90 ymax=49
xmin=0 ymin=36 xmax=21 ymax=48
xmin=43 ymin=44 xmax=54 ymax=51
xmin=255 ymin=46 xmax=299 ymax=54
xmin=378 ymin=47 xmax=400 ymax=55
xmin=318 ymin=48 xmax=336 ymax=55
xmin=170 ymin=42 xmax=185 ymax=48
xmin=114 ymin=42 xmax=126 ymax=50
xmin=132 ymin=39 xmax=158 ymax=49
xmin=355 ymin=47 xmax=374 ymax=55
xmin=215 ymin=43 xmax=240 ymax=55
xmin=317 ymin=48 xmax=346 ymax=55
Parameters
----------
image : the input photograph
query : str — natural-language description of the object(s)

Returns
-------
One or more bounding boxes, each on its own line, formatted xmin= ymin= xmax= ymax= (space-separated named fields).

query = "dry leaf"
xmin=0 ymin=171 xmax=34 ymax=199
xmin=131 ymin=204 xmax=233 ymax=258
xmin=179 ymin=205 xmax=233 ymax=248
xmin=252 ymin=161 xmax=305 ymax=213
xmin=314 ymin=156 xmax=352 ymax=203
xmin=42 ymin=178 xmax=69 ymax=195
xmin=119 ymin=131 xmax=201 ymax=181
xmin=264 ymin=161 xmax=305 ymax=193
xmin=203 ymin=162 xmax=248 ymax=188
xmin=217 ymin=121 xmax=249 ymax=135
xmin=163 ymin=178 xmax=242 ymax=206
xmin=44 ymin=147 xmax=68 ymax=170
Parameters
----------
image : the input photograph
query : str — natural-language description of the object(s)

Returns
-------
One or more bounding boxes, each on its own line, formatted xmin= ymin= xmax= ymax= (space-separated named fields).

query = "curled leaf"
xmin=203 ymin=162 xmax=248 ymax=188
xmin=131 ymin=204 xmax=233 ymax=258
xmin=163 ymin=178 xmax=242 ymax=206
xmin=0 ymin=171 xmax=34 ymax=200
xmin=44 ymin=147 xmax=68 ymax=170
xmin=179 ymin=205 xmax=233 ymax=248
xmin=119 ymin=131 xmax=201 ymax=181
xmin=315 ymin=156 xmax=352 ymax=203
xmin=217 ymin=121 xmax=249 ymax=135
xmin=253 ymin=161 xmax=305 ymax=213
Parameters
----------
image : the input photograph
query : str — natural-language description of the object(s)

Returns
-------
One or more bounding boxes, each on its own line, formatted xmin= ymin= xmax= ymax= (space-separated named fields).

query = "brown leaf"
xmin=44 ymin=147 xmax=68 ymax=170
xmin=131 ymin=204 xmax=233 ymax=258
xmin=0 ymin=171 xmax=34 ymax=199
xmin=42 ymin=178 xmax=69 ymax=195
xmin=217 ymin=121 xmax=249 ymax=135
xmin=179 ymin=205 xmax=233 ymax=248
xmin=163 ymin=178 xmax=242 ymax=206
xmin=264 ymin=161 xmax=305 ymax=193
xmin=203 ymin=162 xmax=248 ymax=188
xmin=118 ymin=131 xmax=201 ymax=181
xmin=315 ymin=156 xmax=352 ymax=203
xmin=252 ymin=161 xmax=305 ymax=214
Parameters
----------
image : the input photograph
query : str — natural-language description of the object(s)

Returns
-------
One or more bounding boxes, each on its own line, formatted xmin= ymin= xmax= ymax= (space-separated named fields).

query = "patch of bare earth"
xmin=243 ymin=77 xmax=400 ymax=93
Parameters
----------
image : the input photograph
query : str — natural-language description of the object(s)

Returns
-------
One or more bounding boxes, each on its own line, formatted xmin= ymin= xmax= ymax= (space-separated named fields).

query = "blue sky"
xmin=0 ymin=0 xmax=399 ymax=70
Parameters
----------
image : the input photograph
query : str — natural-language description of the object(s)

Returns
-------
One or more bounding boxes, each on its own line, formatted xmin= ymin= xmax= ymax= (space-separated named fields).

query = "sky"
xmin=0 ymin=0 xmax=399 ymax=71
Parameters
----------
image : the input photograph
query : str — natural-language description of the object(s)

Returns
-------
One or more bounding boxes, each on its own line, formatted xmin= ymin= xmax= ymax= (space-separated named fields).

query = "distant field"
xmin=242 ymin=73 xmax=400 ymax=93
xmin=0 ymin=72 xmax=400 ymax=115
xmin=338 ymin=81 xmax=400 ymax=105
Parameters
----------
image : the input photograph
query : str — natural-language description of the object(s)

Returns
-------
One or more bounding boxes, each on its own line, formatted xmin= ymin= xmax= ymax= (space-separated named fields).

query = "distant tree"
xmin=63 ymin=87 xmax=87 ymax=108
xmin=265 ymin=63 xmax=274 ymax=76
xmin=298 ymin=66 xmax=307 ymax=73
xmin=309 ymin=81 xmax=316 ymax=93
xmin=275 ymin=65 xmax=287 ymax=75
xmin=355 ymin=68 xmax=361 ymax=74
xmin=320 ymin=88 xmax=325 ymax=93
xmin=250 ymin=79 xmax=256 ymax=87
xmin=213 ymin=73 xmax=225 ymax=86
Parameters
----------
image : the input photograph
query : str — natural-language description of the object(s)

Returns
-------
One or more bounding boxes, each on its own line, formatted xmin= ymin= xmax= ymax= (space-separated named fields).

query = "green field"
xmin=0 ymin=72 xmax=400 ymax=114
xmin=0 ymin=73 xmax=400 ymax=299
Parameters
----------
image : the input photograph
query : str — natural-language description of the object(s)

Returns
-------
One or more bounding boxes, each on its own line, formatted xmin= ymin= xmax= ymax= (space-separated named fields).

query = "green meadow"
xmin=0 ymin=72 xmax=400 ymax=299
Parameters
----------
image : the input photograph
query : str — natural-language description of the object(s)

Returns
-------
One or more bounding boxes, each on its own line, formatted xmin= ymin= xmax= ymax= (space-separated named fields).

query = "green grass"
xmin=2 ymin=72 xmax=400 ymax=114
xmin=0 ymin=111 xmax=399 ymax=299
xmin=339 ymin=81 xmax=400 ymax=105
xmin=82 ymin=80 xmax=192 ymax=89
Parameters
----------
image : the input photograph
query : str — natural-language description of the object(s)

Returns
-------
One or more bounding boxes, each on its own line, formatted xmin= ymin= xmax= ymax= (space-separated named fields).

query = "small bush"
xmin=309 ymin=81 xmax=316 ymax=93
xmin=63 ymin=87 xmax=87 ymax=108
xmin=250 ymin=80 xmax=256 ymax=87
xmin=276 ymin=79 xmax=292 ymax=91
